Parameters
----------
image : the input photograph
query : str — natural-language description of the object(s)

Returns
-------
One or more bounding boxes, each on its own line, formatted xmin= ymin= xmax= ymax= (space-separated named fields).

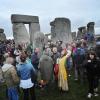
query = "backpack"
xmin=74 ymin=48 xmax=85 ymax=65
xmin=86 ymin=33 xmax=94 ymax=42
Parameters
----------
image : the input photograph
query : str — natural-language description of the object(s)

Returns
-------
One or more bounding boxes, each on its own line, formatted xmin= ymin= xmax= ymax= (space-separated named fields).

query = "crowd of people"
xmin=0 ymin=38 xmax=100 ymax=100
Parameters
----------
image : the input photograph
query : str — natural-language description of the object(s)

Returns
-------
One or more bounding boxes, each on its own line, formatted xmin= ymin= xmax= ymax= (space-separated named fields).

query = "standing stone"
xmin=71 ymin=32 xmax=76 ymax=41
xmin=0 ymin=28 xmax=4 ymax=33
xmin=12 ymin=23 xmax=30 ymax=45
xmin=33 ymin=32 xmax=45 ymax=48
xmin=50 ymin=18 xmax=72 ymax=44
xmin=29 ymin=23 xmax=40 ymax=44
xmin=86 ymin=22 xmax=95 ymax=48
xmin=0 ymin=28 xmax=6 ymax=41
xmin=33 ymin=32 xmax=46 ymax=57
xmin=87 ymin=22 xmax=95 ymax=34
xmin=77 ymin=26 xmax=86 ymax=39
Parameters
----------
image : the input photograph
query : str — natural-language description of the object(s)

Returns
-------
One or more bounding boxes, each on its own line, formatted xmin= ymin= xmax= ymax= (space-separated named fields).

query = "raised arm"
xmin=66 ymin=50 xmax=71 ymax=58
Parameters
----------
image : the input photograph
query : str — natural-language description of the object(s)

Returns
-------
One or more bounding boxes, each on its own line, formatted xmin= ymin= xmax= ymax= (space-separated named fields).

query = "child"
xmin=85 ymin=51 xmax=100 ymax=98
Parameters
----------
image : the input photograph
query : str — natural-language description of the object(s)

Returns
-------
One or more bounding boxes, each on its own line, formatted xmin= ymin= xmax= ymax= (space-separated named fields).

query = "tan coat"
xmin=2 ymin=64 xmax=19 ymax=88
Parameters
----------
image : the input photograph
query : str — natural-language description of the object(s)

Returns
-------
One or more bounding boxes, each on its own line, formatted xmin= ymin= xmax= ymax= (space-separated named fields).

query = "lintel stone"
xmin=11 ymin=14 xmax=39 ymax=24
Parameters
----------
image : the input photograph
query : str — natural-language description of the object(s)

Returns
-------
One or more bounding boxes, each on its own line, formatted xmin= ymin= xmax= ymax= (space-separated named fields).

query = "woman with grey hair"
xmin=38 ymin=49 xmax=53 ymax=88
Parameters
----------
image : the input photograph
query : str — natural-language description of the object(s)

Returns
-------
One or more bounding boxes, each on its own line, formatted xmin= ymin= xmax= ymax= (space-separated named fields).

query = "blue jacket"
xmin=74 ymin=48 xmax=85 ymax=65
xmin=17 ymin=62 xmax=35 ymax=80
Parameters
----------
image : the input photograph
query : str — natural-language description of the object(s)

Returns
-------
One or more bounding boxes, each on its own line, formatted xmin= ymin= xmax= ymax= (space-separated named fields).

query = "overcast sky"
xmin=0 ymin=0 xmax=100 ymax=38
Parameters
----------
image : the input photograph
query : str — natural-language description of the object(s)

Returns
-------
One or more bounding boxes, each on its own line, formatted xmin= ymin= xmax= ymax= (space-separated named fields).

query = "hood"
xmin=2 ymin=64 xmax=13 ymax=72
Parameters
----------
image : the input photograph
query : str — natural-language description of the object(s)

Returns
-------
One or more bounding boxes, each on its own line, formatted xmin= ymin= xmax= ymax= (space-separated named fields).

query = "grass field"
xmin=0 ymin=71 xmax=100 ymax=100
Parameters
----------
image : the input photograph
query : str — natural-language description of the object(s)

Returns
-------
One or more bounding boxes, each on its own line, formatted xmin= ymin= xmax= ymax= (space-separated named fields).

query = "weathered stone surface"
xmin=86 ymin=22 xmax=95 ymax=48
xmin=50 ymin=18 xmax=72 ymax=43
xmin=0 ymin=33 xmax=6 ymax=41
xmin=29 ymin=23 xmax=40 ymax=43
xmin=77 ymin=26 xmax=86 ymax=39
xmin=0 ymin=28 xmax=6 ymax=41
xmin=11 ymin=14 xmax=39 ymax=24
xmin=45 ymin=33 xmax=51 ymax=40
xmin=33 ymin=32 xmax=45 ymax=48
xmin=11 ymin=14 xmax=41 ymax=47
xmin=87 ymin=22 xmax=95 ymax=34
xmin=33 ymin=32 xmax=47 ymax=57
xmin=12 ymin=23 xmax=30 ymax=45
xmin=0 ymin=28 xmax=4 ymax=33
xmin=71 ymin=32 xmax=76 ymax=41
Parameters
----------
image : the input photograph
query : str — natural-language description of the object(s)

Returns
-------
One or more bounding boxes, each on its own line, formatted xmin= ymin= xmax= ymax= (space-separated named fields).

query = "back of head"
xmin=20 ymin=52 xmax=27 ymax=63
xmin=6 ymin=57 xmax=14 ymax=64
xmin=76 ymin=42 xmax=81 ymax=48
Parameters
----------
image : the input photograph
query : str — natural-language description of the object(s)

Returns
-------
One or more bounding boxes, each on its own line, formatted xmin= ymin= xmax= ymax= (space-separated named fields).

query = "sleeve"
xmin=66 ymin=50 xmax=72 ymax=58
xmin=31 ymin=64 xmax=36 ymax=72
xmin=29 ymin=63 xmax=36 ymax=75
xmin=38 ymin=57 xmax=42 ymax=69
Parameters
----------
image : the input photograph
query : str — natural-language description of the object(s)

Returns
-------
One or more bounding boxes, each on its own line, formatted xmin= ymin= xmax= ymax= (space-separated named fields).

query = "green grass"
xmin=36 ymin=75 xmax=100 ymax=100
xmin=0 ymin=71 xmax=100 ymax=100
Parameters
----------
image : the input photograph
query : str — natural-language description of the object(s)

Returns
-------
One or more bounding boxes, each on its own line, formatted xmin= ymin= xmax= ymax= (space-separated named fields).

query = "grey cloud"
xmin=0 ymin=0 xmax=100 ymax=37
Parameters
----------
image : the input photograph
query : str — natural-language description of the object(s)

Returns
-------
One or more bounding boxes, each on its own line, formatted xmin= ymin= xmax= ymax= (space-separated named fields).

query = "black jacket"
xmin=85 ymin=58 xmax=100 ymax=77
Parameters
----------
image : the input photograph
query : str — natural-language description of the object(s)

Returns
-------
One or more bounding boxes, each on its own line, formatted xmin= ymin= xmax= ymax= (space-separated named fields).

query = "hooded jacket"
xmin=2 ymin=64 xmax=19 ymax=87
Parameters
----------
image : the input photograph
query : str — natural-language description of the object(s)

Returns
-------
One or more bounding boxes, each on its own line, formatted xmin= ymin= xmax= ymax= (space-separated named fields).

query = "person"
xmin=73 ymin=42 xmax=86 ymax=82
xmin=17 ymin=52 xmax=36 ymax=100
xmin=58 ymin=49 xmax=71 ymax=92
xmin=23 ymin=50 xmax=32 ymax=64
xmin=0 ymin=41 xmax=6 ymax=54
xmin=2 ymin=57 xmax=19 ymax=100
xmin=31 ymin=48 xmax=40 ymax=85
xmin=26 ymin=43 xmax=33 ymax=54
xmin=71 ymin=42 xmax=77 ymax=68
xmin=0 ymin=54 xmax=4 ymax=83
xmin=14 ymin=47 xmax=21 ymax=57
xmin=52 ymin=47 xmax=60 ymax=81
xmin=66 ymin=44 xmax=72 ymax=77
xmin=57 ymin=40 xmax=62 ymax=54
xmin=85 ymin=51 xmax=100 ymax=98
xmin=38 ymin=49 xmax=53 ymax=88
xmin=31 ymin=48 xmax=39 ymax=70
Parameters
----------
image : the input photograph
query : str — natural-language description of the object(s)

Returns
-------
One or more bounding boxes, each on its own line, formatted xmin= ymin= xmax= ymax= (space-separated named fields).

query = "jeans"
xmin=8 ymin=87 xmax=19 ymax=100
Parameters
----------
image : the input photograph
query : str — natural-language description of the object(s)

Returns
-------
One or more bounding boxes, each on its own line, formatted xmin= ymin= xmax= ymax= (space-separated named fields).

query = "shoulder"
xmin=10 ymin=66 xmax=16 ymax=72
xmin=16 ymin=64 xmax=22 ymax=71
xmin=16 ymin=63 xmax=21 ymax=68
xmin=40 ymin=55 xmax=45 ymax=61
xmin=26 ymin=63 xmax=33 ymax=68
xmin=48 ymin=56 xmax=53 ymax=61
xmin=63 ymin=56 xmax=67 ymax=60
